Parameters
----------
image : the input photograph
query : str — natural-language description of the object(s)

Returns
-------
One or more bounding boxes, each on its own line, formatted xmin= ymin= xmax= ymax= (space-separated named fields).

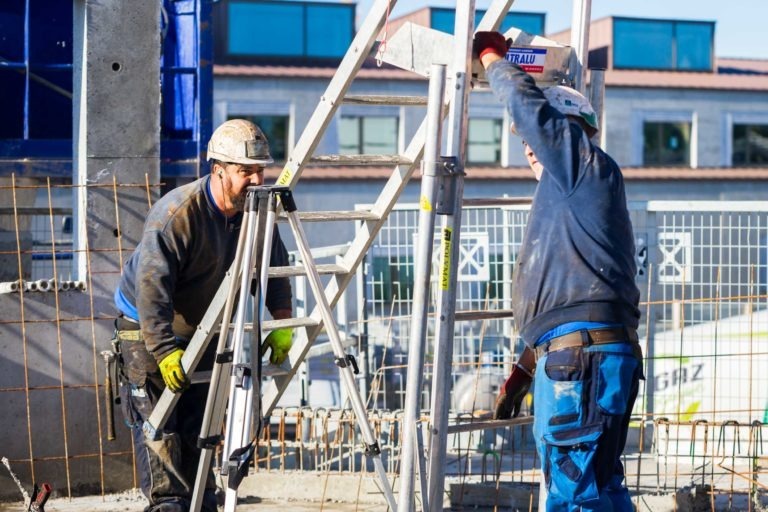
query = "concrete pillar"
xmin=73 ymin=0 xmax=160 ymax=282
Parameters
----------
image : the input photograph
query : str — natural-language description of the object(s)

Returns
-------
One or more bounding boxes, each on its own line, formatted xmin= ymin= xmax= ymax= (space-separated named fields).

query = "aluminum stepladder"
xmin=146 ymin=185 xmax=397 ymax=511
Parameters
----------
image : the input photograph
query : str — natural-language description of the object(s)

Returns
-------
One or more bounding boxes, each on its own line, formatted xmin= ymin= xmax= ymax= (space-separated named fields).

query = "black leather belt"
xmin=116 ymin=315 xmax=140 ymax=331
xmin=534 ymin=327 xmax=641 ymax=360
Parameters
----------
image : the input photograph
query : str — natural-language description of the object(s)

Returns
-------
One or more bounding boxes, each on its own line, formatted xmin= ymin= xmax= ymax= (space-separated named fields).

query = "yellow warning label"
xmin=440 ymin=228 xmax=452 ymax=290
xmin=277 ymin=166 xmax=292 ymax=186
xmin=420 ymin=195 xmax=432 ymax=212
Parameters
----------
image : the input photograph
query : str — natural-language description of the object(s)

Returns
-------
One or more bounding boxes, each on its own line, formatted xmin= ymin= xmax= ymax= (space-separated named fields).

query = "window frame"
xmin=722 ymin=111 xmax=768 ymax=167
xmin=467 ymin=117 xmax=504 ymax=165
xmin=338 ymin=114 xmax=400 ymax=156
xmin=632 ymin=110 xmax=697 ymax=168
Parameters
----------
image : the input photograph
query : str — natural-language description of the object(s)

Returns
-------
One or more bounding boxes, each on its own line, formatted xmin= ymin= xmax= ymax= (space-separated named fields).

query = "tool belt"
xmin=534 ymin=327 xmax=642 ymax=361
xmin=115 ymin=316 xmax=141 ymax=341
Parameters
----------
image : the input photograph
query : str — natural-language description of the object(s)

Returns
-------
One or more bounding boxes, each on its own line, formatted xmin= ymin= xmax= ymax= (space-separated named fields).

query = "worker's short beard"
xmin=231 ymin=193 xmax=247 ymax=212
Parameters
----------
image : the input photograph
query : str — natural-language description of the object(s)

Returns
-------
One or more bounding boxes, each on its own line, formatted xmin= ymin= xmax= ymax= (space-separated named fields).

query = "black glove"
xmin=493 ymin=363 xmax=533 ymax=419
xmin=473 ymin=31 xmax=509 ymax=60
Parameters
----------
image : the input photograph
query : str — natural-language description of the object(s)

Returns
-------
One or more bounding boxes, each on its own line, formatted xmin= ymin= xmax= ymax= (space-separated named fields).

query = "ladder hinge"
xmin=233 ymin=364 xmax=251 ymax=386
xmin=334 ymin=354 xmax=360 ymax=374
xmin=216 ymin=350 xmax=233 ymax=364
xmin=197 ymin=434 xmax=222 ymax=449
xmin=364 ymin=441 xmax=381 ymax=457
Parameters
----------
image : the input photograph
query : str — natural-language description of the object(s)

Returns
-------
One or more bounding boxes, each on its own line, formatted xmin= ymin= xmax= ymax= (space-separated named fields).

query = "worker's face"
xmin=522 ymin=141 xmax=543 ymax=181
xmin=217 ymin=162 xmax=265 ymax=213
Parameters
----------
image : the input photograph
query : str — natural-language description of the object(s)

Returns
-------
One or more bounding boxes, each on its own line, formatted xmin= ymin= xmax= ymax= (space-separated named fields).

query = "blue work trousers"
xmin=533 ymin=342 xmax=641 ymax=511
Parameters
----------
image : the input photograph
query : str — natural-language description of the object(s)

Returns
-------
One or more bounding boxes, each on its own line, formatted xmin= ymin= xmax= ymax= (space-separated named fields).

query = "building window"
xmin=732 ymin=124 xmax=768 ymax=166
xmin=339 ymin=116 xmax=398 ymax=155
xmin=643 ymin=121 xmax=691 ymax=166
xmin=431 ymin=8 xmax=545 ymax=36
xmin=613 ymin=18 xmax=713 ymax=71
xmin=467 ymin=119 xmax=502 ymax=164
xmin=228 ymin=115 xmax=289 ymax=163
xmin=216 ymin=1 xmax=354 ymax=63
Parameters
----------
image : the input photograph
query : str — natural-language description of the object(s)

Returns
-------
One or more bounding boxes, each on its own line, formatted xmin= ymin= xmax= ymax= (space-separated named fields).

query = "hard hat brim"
xmin=207 ymin=151 xmax=274 ymax=166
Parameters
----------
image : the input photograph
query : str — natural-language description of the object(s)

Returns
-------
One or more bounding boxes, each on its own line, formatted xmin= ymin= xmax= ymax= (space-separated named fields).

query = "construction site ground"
xmin=1 ymin=454 xmax=767 ymax=512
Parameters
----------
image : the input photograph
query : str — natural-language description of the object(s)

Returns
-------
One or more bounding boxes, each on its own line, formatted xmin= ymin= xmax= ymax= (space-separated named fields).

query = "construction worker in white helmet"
xmin=113 ymin=119 xmax=293 ymax=511
xmin=474 ymin=32 xmax=642 ymax=511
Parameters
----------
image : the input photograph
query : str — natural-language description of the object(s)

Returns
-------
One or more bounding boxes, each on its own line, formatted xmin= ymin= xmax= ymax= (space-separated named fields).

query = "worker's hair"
xmin=567 ymin=115 xmax=598 ymax=139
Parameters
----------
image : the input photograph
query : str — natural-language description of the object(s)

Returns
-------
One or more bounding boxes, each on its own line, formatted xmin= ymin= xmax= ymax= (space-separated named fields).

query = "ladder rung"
xmin=343 ymin=94 xmax=428 ymax=106
xmin=446 ymin=416 xmax=533 ymax=434
xmin=262 ymin=317 xmax=320 ymax=331
xmin=454 ymin=309 xmax=514 ymax=321
xmin=278 ymin=210 xmax=381 ymax=222
xmin=268 ymin=263 xmax=348 ymax=278
xmin=310 ymin=154 xmax=413 ymax=166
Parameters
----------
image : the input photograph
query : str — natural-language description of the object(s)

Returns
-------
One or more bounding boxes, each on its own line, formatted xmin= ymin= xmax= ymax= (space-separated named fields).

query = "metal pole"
xmin=588 ymin=68 xmax=606 ymax=147
xmin=570 ymin=0 xmax=592 ymax=94
xmin=397 ymin=63 xmax=447 ymax=512
xmin=427 ymin=1 xmax=474 ymax=509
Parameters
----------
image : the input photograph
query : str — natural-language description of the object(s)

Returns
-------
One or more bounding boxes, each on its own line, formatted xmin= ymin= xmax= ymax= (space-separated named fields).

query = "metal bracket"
xmin=436 ymin=156 xmax=463 ymax=215
xmin=334 ymin=354 xmax=360 ymax=374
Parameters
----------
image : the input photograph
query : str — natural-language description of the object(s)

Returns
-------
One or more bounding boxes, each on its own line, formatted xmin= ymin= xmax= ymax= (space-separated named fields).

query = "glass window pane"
xmin=228 ymin=114 xmax=289 ymax=162
xmin=676 ymin=22 xmax=712 ymax=71
xmin=467 ymin=119 xmax=502 ymax=164
xmin=732 ymin=124 xmax=768 ymax=166
xmin=430 ymin=9 xmax=455 ymax=34
xmin=614 ymin=19 xmax=673 ymax=70
xmin=500 ymin=13 xmax=545 ymax=35
xmin=643 ymin=121 xmax=691 ymax=166
xmin=339 ymin=117 xmax=360 ymax=154
xmin=362 ymin=117 xmax=397 ymax=154
xmin=228 ymin=3 xmax=304 ymax=57
xmin=306 ymin=5 xmax=353 ymax=58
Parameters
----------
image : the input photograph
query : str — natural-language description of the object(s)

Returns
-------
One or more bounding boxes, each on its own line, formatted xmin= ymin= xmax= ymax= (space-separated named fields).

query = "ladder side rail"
xmin=397 ymin=63 xmax=447 ymax=512
xmin=427 ymin=1 xmax=476 ymax=509
xmin=277 ymin=0 xmax=400 ymax=189
xmin=475 ymin=0 xmax=517 ymax=31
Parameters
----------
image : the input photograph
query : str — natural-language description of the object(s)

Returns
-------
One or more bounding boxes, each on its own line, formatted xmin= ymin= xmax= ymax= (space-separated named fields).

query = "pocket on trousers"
xmin=121 ymin=341 xmax=158 ymax=387
xmin=537 ymin=348 xmax=585 ymax=430
xmin=543 ymin=424 xmax=602 ymax=507
xmin=595 ymin=351 xmax=638 ymax=415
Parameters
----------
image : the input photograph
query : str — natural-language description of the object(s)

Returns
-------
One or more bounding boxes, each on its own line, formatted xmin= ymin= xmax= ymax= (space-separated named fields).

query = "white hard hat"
xmin=509 ymin=85 xmax=598 ymax=135
xmin=207 ymin=119 xmax=274 ymax=165
xmin=542 ymin=85 xmax=598 ymax=133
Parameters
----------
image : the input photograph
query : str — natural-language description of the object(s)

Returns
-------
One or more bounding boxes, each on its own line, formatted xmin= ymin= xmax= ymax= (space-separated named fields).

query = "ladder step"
xmin=309 ymin=154 xmax=413 ymax=166
xmin=278 ymin=210 xmax=381 ymax=222
xmin=454 ymin=309 xmax=514 ymax=321
xmin=262 ymin=317 xmax=320 ymax=331
xmin=446 ymin=416 xmax=533 ymax=434
xmin=343 ymin=94 xmax=428 ymax=106
xmin=268 ymin=263 xmax=349 ymax=278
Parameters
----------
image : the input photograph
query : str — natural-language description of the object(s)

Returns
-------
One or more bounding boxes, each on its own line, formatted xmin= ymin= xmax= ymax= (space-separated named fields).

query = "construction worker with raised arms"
xmin=474 ymin=32 xmax=643 ymax=511
xmin=113 ymin=119 xmax=294 ymax=512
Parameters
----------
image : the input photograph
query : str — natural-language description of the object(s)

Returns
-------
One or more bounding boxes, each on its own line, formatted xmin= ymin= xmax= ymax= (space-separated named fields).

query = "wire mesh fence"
xmin=1 ymin=178 xmax=767 ymax=509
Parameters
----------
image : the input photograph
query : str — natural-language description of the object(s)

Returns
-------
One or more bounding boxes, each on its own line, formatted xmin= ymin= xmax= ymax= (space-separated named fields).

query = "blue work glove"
xmin=493 ymin=362 xmax=533 ymax=419
xmin=158 ymin=348 xmax=190 ymax=393
xmin=263 ymin=328 xmax=294 ymax=365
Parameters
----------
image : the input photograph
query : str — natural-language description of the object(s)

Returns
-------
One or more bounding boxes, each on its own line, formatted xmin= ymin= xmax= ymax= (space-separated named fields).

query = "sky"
xmin=355 ymin=0 xmax=766 ymax=60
